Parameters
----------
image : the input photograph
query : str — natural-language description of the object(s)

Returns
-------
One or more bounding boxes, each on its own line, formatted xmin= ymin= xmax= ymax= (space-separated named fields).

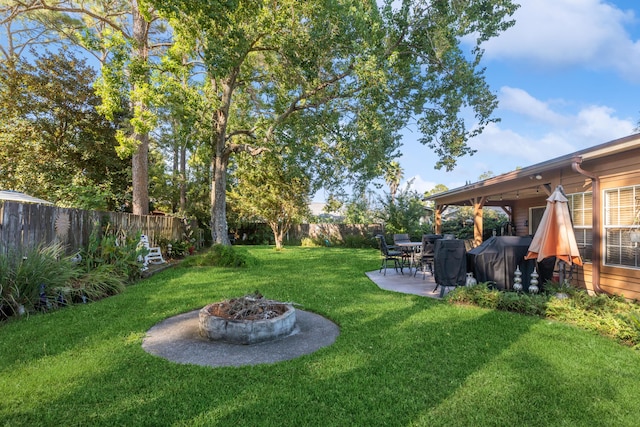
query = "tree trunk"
xmin=179 ymin=144 xmax=186 ymax=212
xmin=131 ymin=136 xmax=149 ymax=215
xmin=130 ymin=1 xmax=150 ymax=215
xmin=211 ymin=153 xmax=230 ymax=245
xmin=271 ymin=222 xmax=284 ymax=250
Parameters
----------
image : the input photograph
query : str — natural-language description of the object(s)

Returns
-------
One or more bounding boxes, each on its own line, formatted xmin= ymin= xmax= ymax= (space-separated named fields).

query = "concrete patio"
xmin=365 ymin=266 xmax=455 ymax=299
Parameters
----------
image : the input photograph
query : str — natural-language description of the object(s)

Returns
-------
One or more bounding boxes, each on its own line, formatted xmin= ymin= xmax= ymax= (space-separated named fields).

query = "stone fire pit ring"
xmin=199 ymin=302 xmax=297 ymax=345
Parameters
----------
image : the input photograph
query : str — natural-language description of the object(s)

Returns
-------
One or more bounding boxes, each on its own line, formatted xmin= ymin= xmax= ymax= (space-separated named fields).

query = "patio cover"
xmin=0 ymin=190 xmax=53 ymax=205
xmin=525 ymin=185 xmax=583 ymax=266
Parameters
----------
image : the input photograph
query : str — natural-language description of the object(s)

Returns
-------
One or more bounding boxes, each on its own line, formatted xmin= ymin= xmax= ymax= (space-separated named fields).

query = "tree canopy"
xmin=1 ymin=0 xmax=519 ymax=245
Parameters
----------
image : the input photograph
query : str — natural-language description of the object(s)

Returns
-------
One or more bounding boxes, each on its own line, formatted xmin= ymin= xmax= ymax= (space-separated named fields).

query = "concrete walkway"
xmin=365 ymin=266 xmax=454 ymax=298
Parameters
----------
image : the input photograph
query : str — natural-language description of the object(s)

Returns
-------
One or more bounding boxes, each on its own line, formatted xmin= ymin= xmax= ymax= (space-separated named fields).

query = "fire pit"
xmin=199 ymin=292 xmax=296 ymax=345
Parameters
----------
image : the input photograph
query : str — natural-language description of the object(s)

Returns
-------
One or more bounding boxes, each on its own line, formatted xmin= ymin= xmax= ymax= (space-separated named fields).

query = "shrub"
xmin=79 ymin=225 xmax=144 ymax=283
xmin=181 ymin=244 xmax=253 ymax=268
xmin=448 ymin=283 xmax=640 ymax=348
xmin=57 ymin=264 xmax=126 ymax=303
xmin=0 ymin=243 xmax=81 ymax=316
xmin=343 ymin=235 xmax=377 ymax=248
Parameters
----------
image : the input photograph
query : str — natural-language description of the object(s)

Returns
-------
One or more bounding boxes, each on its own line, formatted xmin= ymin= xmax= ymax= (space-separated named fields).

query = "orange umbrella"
xmin=525 ymin=185 xmax=583 ymax=266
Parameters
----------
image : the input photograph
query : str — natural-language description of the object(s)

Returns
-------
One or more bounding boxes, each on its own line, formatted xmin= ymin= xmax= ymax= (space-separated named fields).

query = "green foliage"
xmin=447 ymin=283 xmax=640 ymax=348
xmin=58 ymin=264 xmax=126 ymax=304
xmin=377 ymin=186 xmax=427 ymax=236
xmin=0 ymin=50 xmax=131 ymax=210
xmin=342 ymin=234 xmax=378 ymax=249
xmin=180 ymin=244 xmax=253 ymax=268
xmin=441 ymin=207 xmax=509 ymax=239
xmin=79 ymin=223 xmax=144 ymax=283
xmin=228 ymin=152 xmax=311 ymax=249
xmin=0 ymin=243 xmax=80 ymax=317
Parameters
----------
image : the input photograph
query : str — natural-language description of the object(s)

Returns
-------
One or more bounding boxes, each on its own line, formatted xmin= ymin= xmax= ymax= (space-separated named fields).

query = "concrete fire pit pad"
xmin=142 ymin=309 xmax=340 ymax=368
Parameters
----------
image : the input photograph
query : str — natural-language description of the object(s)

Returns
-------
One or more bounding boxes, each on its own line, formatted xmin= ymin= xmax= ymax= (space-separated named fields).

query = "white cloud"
xmin=403 ymin=175 xmax=436 ymax=194
xmin=482 ymin=0 xmax=640 ymax=81
xmin=574 ymin=105 xmax=636 ymax=140
xmin=470 ymin=89 xmax=635 ymax=166
xmin=499 ymin=87 xmax=567 ymax=125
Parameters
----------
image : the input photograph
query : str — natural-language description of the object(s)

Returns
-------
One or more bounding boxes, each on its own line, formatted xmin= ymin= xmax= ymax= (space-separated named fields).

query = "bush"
xmin=181 ymin=244 xmax=253 ymax=268
xmin=447 ymin=283 xmax=640 ymax=348
xmin=343 ymin=234 xmax=377 ymax=248
xmin=0 ymin=243 xmax=81 ymax=317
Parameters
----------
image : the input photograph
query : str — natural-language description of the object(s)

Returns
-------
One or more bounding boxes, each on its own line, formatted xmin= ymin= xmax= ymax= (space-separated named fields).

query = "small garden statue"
xmin=529 ymin=268 xmax=539 ymax=294
xmin=513 ymin=266 xmax=523 ymax=292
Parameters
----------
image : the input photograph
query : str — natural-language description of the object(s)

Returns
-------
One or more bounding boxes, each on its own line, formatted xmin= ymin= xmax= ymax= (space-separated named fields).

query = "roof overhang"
xmin=424 ymin=133 xmax=640 ymax=207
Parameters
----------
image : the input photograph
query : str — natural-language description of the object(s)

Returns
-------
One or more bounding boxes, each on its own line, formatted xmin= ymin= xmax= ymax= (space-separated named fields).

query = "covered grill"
xmin=467 ymin=236 xmax=537 ymax=291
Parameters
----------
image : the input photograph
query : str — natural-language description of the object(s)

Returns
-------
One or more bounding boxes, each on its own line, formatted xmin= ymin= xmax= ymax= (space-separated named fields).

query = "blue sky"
xmin=393 ymin=0 xmax=640 ymax=196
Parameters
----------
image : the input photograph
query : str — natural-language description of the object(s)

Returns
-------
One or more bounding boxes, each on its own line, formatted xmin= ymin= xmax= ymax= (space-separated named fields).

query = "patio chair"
xmin=393 ymin=233 xmax=414 ymax=269
xmin=375 ymin=235 xmax=403 ymax=276
xmin=414 ymin=236 xmax=435 ymax=280
xmin=138 ymin=234 xmax=166 ymax=270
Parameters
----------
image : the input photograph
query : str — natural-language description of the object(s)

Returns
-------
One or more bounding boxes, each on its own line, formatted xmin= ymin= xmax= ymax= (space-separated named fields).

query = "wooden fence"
xmin=0 ymin=201 xmax=195 ymax=255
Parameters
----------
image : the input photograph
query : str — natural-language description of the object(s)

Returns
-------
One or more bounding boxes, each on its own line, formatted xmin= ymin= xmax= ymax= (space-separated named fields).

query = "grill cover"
xmin=466 ymin=236 xmax=536 ymax=291
xmin=434 ymin=239 xmax=467 ymax=287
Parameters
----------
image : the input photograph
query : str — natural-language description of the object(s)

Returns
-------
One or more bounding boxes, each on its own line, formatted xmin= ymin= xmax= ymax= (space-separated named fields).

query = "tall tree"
xmin=228 ymin=152 xmax=311 ymax=250
xmin=2 ymin=0 xmax=170 ymax=215
xmin=0 ymin=49 xmax=130 ymax=209
xmin=385 ymin=160 xmax=403 ymax=204
xmin=157 ymin=0 xmax=518 ymax=245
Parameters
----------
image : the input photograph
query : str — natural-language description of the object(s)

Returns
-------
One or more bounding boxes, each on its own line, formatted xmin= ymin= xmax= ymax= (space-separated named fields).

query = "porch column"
xmin=472 ymin=197 xmax=485 ymax=247
xmin=435 ymin=204 xmax=446 ymax=235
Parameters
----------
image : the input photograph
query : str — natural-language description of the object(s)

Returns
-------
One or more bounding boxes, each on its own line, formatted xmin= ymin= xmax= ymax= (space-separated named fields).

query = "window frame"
xmin=603 ymin=186 xmax=640 ymax=269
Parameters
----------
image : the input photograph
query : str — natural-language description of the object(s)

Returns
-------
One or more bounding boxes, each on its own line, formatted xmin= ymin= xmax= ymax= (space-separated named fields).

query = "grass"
xmin=1 ymin=246 xmax=640 ymax=426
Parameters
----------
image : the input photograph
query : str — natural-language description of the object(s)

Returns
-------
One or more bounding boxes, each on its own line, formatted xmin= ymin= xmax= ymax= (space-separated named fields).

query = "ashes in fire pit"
xmin=199 ymin=291 xmax=297 ymax=345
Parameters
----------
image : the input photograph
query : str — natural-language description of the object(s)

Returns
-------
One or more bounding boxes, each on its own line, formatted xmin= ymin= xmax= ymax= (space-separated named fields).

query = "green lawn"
xmin=1 ymin=246 xmax=639 ymax=426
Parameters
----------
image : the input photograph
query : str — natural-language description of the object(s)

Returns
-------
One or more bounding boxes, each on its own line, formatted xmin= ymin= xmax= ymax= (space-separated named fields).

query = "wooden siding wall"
xmin=0 ymin=201 xmax=192 ymax=256
xmin=519 ymin=151 xmax=640 ymax=300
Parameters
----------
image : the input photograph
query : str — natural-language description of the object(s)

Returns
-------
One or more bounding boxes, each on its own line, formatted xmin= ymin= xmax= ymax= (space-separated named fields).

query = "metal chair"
xmin=375 ymin=235 xmax=403 ymax=275
xmin=393 ymin=233 xmax=414 ymax=269
xmin=414 ymin=236 xmax=435 ymax=279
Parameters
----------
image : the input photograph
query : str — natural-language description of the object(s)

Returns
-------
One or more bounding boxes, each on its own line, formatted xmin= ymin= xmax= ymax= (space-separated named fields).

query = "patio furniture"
xmin=433 ymin=238 xmax=467 ymax=297
xmin=375 ymin=235 xmax=403 ymax=276
xmin=395 ymin=240 xmax=422 ymax=272
xmin=467 ymin=236 xmax=536 ymax=291
xmin=393 ymin=234 xmax=414 ymax=269
xmin=393 ymin=233 xmax=411 ymax=244
xmin=139 ymin=234 xmax=166 ymax=271
xmin=414 ymin=236 xmax=435 ymax=280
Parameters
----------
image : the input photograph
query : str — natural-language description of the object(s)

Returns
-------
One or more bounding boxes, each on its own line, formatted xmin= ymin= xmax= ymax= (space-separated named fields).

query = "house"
xmin=424 ymin=133 xmax=640 ymax=300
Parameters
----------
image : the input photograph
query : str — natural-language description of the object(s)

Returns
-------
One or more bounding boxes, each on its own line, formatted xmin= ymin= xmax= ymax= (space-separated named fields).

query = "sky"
xmin=392 ymin=0 xmax=640 ymax=197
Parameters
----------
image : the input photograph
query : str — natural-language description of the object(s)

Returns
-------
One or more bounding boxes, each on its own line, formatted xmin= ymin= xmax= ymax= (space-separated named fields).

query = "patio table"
xmin=395 ymin=241 xmax=422 ymax=272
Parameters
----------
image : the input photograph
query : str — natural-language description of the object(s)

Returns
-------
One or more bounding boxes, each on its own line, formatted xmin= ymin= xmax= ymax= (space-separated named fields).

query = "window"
xmin=529 ymin=206 xmax=545 ymax=235
xmin=567 ymin=192 xmax=592 ymax=262
xmin=604 ymin=186 xmax=640 ymax=268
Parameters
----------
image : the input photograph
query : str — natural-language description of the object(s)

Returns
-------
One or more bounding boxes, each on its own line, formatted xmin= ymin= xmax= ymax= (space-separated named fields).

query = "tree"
xmin=0 ymin=49 xmax=130 ymax=209
xmin=385 ymin=161 xmax=403 ymax=204
xmin=377 ymin=185 xmax=426 ymax=237
xmin=478 ymin=170 xmax=494 ymax=180
xmin=153 ymin=0 xmax=518 ymax=245
xmin=2 ymin=0 xmax=171 ymax=215
xmin=228 ymin=152 xmax=311 ymax=250
xmin=343 ymin=189 xmax=378 ymax=224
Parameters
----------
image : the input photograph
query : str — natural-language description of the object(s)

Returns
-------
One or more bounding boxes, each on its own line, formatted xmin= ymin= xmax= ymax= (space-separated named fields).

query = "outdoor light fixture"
xmin=535 ymin=174 xmax=542 ymax=180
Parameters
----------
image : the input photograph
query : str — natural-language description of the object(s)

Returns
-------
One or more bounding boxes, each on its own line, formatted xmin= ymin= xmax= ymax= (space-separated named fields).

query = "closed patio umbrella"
xmin=525 ymin=185 xmax=582 ymax=283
